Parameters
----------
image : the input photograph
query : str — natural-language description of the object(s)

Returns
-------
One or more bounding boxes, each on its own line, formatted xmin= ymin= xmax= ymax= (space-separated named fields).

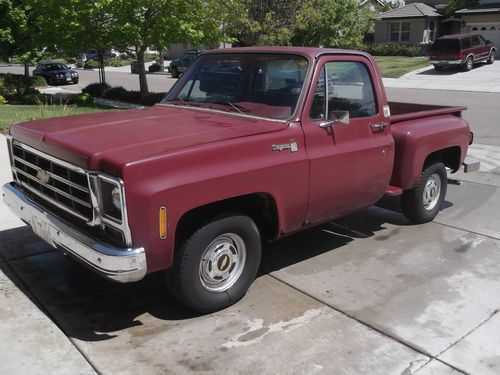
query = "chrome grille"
xmin=11 ymin=142 xmax=93 ymax=221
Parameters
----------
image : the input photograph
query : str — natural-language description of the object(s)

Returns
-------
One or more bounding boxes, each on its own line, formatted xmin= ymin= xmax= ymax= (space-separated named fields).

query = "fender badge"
xmin=272 ymin=139 xmax=298 ymax=153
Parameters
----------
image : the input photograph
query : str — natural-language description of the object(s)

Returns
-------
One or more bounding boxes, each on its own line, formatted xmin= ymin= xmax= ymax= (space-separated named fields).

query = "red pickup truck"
xmin=3 ymin=47 xmax=478 ymax=312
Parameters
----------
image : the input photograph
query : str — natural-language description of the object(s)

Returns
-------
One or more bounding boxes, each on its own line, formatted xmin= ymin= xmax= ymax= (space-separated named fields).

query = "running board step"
xmin=384 ymin=185 xmax=403 ymax=197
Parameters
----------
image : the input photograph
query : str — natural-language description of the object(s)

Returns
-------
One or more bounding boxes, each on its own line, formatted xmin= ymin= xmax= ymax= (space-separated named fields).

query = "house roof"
xmin=378 ymin=3 xmax=441 ymax=19
xmin=456 ymin=2 xmax=500 ymax=14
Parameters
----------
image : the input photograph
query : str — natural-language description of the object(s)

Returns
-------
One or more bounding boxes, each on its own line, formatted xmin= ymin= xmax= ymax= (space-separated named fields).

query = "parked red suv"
xmin=429 ymin=34 xmax=496 ymax=71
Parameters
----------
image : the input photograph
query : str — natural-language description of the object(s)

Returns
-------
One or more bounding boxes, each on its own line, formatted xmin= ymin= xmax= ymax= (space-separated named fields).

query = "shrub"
xmin=366 ymin=44 xmax=424 ymax=57
xmin=103 ymin=86 xmax=128 ymax=100
xmin=148 ymin=62 xmax=162 ymax=73
xmin=66 ymin=57 xmax=77 ymax=64
xmin=67 ymin=93 xmax=94 ymax=105
xmin=0 ymin=74 xmax=44 ymax=102
xmin=16 ymin=93 xmax=50 ymax=105
xmin=0 ymin=95 xmax=6 ymax=105
xmin=141 ymin=92 xmax=165 ymax=106
xmin=31 ymin=76 xmax=48 ymax=87
xmin=83 ymin=60 xmax=99 ymax=69
xmin=82 ymin=82 xmax=111 ymax=97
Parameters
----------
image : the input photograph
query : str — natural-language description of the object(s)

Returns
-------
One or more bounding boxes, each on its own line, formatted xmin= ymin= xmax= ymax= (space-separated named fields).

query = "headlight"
xmin=100 ymin=178 xmax=123 ymax=221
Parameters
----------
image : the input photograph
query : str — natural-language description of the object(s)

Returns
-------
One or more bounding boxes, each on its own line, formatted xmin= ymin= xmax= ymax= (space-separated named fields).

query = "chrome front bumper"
xmin=2 ymin=182 xmax=147 ymax=283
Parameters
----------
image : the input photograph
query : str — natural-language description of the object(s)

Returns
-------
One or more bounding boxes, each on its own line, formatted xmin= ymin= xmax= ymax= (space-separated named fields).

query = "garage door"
xmin=471 ymin=29 xmax=500 ymax=58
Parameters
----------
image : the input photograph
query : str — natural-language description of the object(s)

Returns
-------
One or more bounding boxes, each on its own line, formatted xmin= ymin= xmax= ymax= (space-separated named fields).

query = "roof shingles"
xmin=378 ymin=3 xmax=441 ymax=19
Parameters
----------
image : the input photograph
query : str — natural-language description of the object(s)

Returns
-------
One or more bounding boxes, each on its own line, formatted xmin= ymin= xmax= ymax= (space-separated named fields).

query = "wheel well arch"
xmin=423 ymin=146 xmax=462 ymax=172
xmin=174 ymin=193 xmax=279 ymax=248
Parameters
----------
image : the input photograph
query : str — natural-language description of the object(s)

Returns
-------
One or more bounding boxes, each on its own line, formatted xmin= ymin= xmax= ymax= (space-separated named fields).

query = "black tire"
xmin=47 ymin=77 xmax=54 ymax=86
xmin=167 ymin=215 xmax=262 ymax=313
xmin=171 ymin=66 xmax=179 ymax=78
xmin=487 ymin=51 xmax=496 ymax=64
xmin=401 ymin=162 xmax=448 ymax=224
xmin=463 ymin=56 xmax=473 ymax=71
xmin=433 ymin=65 xmax=443 ymax=71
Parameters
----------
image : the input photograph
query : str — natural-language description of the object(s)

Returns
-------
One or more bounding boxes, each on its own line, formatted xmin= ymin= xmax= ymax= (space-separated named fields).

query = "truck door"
xmin=301 ymin=55 xmax=395 ymax=224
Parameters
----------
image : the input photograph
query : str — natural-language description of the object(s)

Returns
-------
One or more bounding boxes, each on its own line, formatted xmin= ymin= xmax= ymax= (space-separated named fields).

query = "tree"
xmin=377 ymin=0 xmax=404 ymax=13
xmin=227 ymin=0 xmax=305 ymax=46
xmin=443 ymin=0 xmax=479 ymax=16
xmin=35 ymin=0 xmax=116 ymax=84
xmin=293 ymin=0 xmax=373 ymax=49
xmin=111 ymin=0 xmax=225 ymax=98
xmin=0 ymin=0 xmax=43 ymax=76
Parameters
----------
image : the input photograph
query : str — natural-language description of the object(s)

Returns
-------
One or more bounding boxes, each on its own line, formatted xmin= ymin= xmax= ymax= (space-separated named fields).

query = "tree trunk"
xmin=24 ymin=63 xmax=29 ymax=77
xmin=136 ymin=45 xmax=149 ymax=98
xmin=159 ymin=48 xmax=164 ymax=71
xmin=97 ymin=50 xmax=106 ymax=84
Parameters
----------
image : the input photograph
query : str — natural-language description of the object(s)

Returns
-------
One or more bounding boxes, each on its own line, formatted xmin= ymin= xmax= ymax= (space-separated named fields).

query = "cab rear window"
xmin=431 ymin=39 xmax=460 ymax=51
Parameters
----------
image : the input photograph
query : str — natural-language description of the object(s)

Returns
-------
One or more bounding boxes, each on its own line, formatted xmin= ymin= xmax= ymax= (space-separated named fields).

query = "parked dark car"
xmin=33 ymin=62 xmax=79 ymax=85
xmin=168 ymin=49 xmax=201 ymax=78
xmin=429 ymin=34 xmax=496 ymax=71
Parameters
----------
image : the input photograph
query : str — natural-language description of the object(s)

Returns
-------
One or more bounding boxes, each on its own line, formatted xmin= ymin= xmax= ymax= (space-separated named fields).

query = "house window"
xmin=389 ymin=22 xmax=411 ymax=43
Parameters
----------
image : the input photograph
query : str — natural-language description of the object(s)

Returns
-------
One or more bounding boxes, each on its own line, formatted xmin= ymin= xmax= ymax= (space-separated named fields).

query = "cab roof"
xmin=204 ymin=46 xmax=372 ymax=60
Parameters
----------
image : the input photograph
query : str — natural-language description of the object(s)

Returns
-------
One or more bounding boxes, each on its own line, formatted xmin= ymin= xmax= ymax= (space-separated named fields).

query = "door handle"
xmin=370 ymin=122 xmax=389 ymax=133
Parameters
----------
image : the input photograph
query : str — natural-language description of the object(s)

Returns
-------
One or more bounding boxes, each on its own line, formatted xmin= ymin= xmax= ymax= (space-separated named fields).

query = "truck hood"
xmin=10 ymin=105 xmax=288 ymax=174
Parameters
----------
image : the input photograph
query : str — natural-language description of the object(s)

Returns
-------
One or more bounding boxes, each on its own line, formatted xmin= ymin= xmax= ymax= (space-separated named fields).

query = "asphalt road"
xmin=0 ymin=64 xmax=177 ymax=94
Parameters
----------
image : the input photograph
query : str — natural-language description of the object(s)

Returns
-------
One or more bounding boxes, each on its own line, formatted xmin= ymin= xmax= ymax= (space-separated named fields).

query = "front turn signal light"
xmin=159 ymin=206 xmax=167 ymax=239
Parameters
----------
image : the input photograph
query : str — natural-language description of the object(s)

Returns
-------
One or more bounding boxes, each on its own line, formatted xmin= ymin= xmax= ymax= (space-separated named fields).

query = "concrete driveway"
xmin=384 ymin=61 xmax=500 ymax=93
xmin=1 ymin=134 xmax=500 ymax=374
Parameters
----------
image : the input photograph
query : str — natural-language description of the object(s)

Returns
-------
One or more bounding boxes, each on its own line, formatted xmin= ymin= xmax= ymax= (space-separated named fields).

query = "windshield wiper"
xmin=209 ymin=101 xmax=248 ymax=115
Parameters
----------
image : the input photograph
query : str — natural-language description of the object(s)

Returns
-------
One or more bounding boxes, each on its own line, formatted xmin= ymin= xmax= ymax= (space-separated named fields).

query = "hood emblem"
xmin=272 ymin=139 xmax=298 ymax=153
xmin=36 ymin=169 xmax=51 ymax=184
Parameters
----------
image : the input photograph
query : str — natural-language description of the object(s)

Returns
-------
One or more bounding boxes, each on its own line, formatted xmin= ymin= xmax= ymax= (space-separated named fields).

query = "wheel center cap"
xmin=217 ymin=254 xmax=230 ymax=271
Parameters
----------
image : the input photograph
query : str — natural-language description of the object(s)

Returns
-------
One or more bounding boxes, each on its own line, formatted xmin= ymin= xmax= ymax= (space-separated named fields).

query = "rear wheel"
xmin=167 ymin=215 xmax=262 ymax=313
xmin=487 ymin=50 xmax=496 ymax=64
xmin=463 ymin=56 xmax=474 ymax=71
xmin=401 ymin=162 xmax=448 ymax=224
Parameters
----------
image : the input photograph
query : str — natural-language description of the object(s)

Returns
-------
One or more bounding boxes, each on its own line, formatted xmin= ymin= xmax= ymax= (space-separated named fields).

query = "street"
xmin=1 ymin=66 xmax=500 ymax=374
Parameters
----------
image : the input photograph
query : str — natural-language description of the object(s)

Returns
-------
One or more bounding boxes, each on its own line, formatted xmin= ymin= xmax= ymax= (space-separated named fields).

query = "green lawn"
xmin=0 ymin=104 xmax=114 ymax=132
xmin=374 ymin=56 xmax=431 ymax=78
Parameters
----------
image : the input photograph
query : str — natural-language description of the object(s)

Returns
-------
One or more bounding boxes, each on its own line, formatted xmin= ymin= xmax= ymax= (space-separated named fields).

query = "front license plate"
xmin=31 ymin=215 xmax=54 ymax=246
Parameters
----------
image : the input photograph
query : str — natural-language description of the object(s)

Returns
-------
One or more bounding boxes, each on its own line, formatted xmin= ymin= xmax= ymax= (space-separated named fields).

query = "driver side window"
xmin=309 ymin=61 xmax=378 ymax=120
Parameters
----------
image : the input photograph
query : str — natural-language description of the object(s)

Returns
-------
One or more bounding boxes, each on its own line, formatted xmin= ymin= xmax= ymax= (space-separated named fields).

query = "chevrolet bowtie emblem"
xmin=36 ymin=169 xmax=51 ymax=184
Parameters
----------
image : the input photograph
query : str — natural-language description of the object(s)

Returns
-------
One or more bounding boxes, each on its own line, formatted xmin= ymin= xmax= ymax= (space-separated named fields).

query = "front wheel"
xmin=401 ymin=162 xmax=448 ymax=224
xmin=167 ymin=215 xmax=262 ymax=313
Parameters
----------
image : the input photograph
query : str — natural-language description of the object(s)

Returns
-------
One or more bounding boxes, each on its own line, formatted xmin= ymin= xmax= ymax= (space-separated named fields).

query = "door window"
xmin=309 ymin=61 xmax=377 ymax=120
xmin=472 ymin=36 xmax=482 ymax=46
xmin=461 ymin=38 xmax=472 ymax=49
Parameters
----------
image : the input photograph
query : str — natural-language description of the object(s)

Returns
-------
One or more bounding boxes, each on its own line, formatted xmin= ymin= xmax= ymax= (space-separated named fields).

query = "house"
xmin=374 ymin=0 xmax=500 ymax=56
xmin=456 ymin=0 xmax=500 ymax=55
xmin=374 ymin=3 xmax=441 ymax=44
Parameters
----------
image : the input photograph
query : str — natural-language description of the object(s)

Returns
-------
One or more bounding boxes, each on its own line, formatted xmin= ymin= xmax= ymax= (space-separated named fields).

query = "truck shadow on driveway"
xmin=0 ymin=201 xmax=452 ymax=343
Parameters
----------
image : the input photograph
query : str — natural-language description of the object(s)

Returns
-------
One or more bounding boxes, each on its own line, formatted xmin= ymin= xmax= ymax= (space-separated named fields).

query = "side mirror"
xmin=486 ymin=40 xmax=491 ymax=44
xmin=319 ymin=110 xmax=350 ymax=128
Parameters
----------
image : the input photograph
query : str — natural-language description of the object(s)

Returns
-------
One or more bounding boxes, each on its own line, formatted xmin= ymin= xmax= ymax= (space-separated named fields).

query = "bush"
xmin=103 ymin=86 xmax=128 ymax=100
xmin=67 ymin=93 xmax=94 ymax=105
xmin=82 ymin=82 xmax=111 ymax=97
xmin=15 ymin=93 xmax=50 ymax=105
xmin=141 ymin=92 xmax=165 ymax=106
xmin=0 ymin=74 xmax=45 ymax=102
xmin=83 ymin=60 xmax=99 ymax=69
xmin=76 ymin=61 xmax=84 ymax=68
xmin=0 ymin=95 xmax=6 ymax=105
xmin=148 ymin=63 xmax=162 ymax=73
xmin=366 ymin=44 xmax=424 ymax=57
xmin=66 ymin=57 xmax=77 ymax=64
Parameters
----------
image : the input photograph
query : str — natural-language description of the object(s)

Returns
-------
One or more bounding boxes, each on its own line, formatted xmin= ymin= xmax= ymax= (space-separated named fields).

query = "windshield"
xmin=164 ymin=53 xmax=309 ymax=120
xmin=44 ymin=63 xmax=68 ymax=71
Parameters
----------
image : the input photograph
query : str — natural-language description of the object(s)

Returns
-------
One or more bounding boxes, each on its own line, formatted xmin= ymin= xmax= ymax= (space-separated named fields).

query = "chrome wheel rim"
xmin=423 ymin=173 xmax=442 ymax=211
xmin=199 ymin=233 xmax=246 ymax=292
xmin=491 ymin=53 xmax=495 ymax=63
xmin=467 ymin=58 xmax=473 ymax=70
